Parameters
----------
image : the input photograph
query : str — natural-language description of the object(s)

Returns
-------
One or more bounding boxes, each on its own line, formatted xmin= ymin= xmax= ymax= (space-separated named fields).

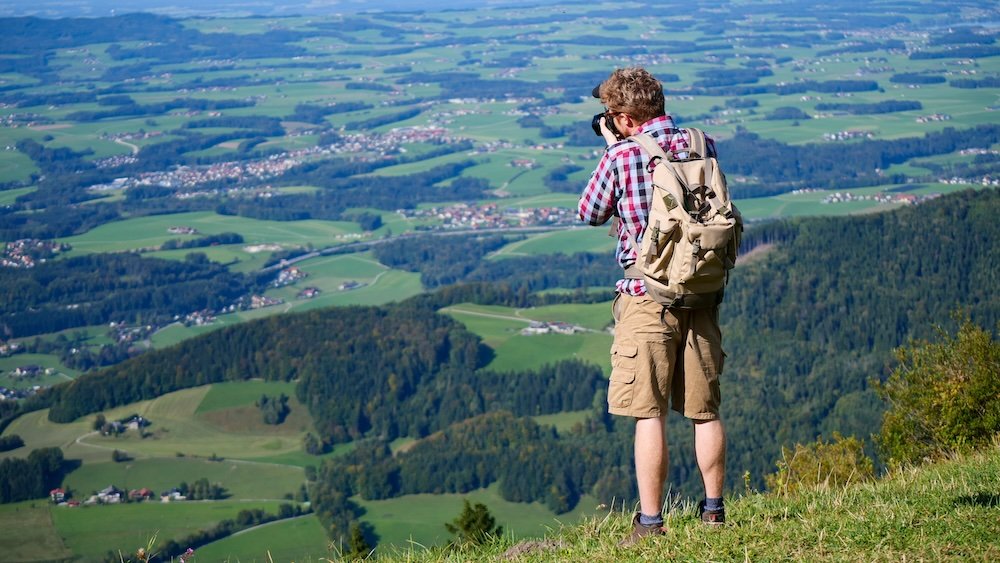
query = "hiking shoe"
xmin=619 ymin=513 xmax=665 ymax=547
xmin=699 ymin=500 xmax=725 ymax=526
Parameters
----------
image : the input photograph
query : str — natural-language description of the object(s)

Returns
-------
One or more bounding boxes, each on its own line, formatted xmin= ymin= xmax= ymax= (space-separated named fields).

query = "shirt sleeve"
xmin=578 ymin=149 xmax=618 ymax=226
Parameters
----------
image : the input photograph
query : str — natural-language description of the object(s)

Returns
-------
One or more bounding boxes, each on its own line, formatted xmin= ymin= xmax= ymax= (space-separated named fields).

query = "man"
xmin=578 ymin=67 xmax=727 ymax=545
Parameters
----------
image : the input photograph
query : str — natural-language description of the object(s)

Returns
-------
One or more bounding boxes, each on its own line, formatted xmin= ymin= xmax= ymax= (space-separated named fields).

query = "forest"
xmin=5 ymin=189 xmax=995 ymax=544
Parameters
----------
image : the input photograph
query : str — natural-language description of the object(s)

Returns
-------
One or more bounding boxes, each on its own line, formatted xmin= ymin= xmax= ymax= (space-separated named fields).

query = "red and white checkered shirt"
xmin=578 ymin=115 xmax=716 ymax=295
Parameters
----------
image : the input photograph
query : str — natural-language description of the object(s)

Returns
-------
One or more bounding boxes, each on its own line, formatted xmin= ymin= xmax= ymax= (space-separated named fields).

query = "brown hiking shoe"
xmin=699 ymin=500 xmax=725 ymax=526
xmin=619 ymin=513 xmax=665 ymax=547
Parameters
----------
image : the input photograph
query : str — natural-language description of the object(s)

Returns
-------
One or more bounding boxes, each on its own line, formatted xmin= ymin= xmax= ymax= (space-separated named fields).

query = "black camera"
xmin=591 ymin=111 xmax=621 ymax=139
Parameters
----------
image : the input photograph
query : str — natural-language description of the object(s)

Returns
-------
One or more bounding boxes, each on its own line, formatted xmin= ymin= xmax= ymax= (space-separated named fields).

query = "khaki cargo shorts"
xmin=608 ymin=293 xmax=724 ymax=420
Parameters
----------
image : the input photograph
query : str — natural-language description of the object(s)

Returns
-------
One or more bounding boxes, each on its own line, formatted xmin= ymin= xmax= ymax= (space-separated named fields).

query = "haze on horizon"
xmin=1 ymin=0 xmax=571 ymax=18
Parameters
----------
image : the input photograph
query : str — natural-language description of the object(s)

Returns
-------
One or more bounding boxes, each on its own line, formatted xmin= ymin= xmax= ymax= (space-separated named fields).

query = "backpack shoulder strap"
xmin=629 ymin=132 xmax=670 ymax=164
xmin=682 ymin=127 xmax=708 ymax=159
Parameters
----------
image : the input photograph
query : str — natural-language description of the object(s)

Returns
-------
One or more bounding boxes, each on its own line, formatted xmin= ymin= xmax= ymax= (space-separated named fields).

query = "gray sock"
xmin=638 ymin=512 xmax=663 ymax=527
xmin=704 ymin=497 xmax=724 ymax=511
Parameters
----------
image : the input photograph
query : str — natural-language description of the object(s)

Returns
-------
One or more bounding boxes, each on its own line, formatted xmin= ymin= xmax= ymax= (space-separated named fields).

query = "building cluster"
xmin=823 ymin=130 xmax=875 ymax=141
xmin=0 ymin=386 xmax=39 ymax=401
xmin=399 ymin=202 xmax=577 ymax=230
xmin=821 ymin=191 xmax=940 ymax=205
xmin=52 ymin=484 xmax=179 ymax=507
xmin=8 ymin=364 xmax=53 ymax=378
xmin=938 ymin=175 xmax=1000 ymax=186
xmin=108 ymin=321 xmax=156 ymax=345
xmin=521 ymin=321 xmax=586 ymax=336
xmin=0 ymin=113 xmax=52 ymax=128
xmin=916 ymin=113 xmax=951 ymax=123
xmin=84 ymin=125 xmax=464 ymax=196
xmin=2 ymin=239 xmax=68 ymax=268
xmin=273 ymin=266 xmax=307 ymax=287
xmin=0 ymin=341 xmax=23 ymax=357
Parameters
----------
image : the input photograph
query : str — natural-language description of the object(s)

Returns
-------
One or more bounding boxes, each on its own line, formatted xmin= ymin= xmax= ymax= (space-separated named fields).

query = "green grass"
xmin=0 ymin=500 xmax=74 ymax=562
xmin=2 ymin=385 xmax=314 ymax=463
xmin=395 ymin=444 xmax=1000 ymax=561
xmin=442 ymin=302 xmax=614 ymax=374
xmin=192 ymin=514 xmax=332 ymax=563
xmin=57 ymin=212 xmax=362 ymax=257
xmin=489 ymin=228 xmax=614 ymax=258
xmin=0 ymin=353 xmax=78 ymax=389
xmin=195 ymin=380 xmax=299 ymax=414
xmin=63 ymin=456 xmax=305 ymax=502
xmin=357 ymin=484 xmax=604 ymax=551
xmin=51 ymin=499 xmax=287 ymax=562
xmin=533 ymin=409 xmax=591 ymax=434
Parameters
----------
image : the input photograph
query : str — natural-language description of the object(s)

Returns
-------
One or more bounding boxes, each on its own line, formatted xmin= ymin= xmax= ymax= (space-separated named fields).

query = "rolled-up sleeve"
xmin=579 ymin=151 xmax=617 ymax=226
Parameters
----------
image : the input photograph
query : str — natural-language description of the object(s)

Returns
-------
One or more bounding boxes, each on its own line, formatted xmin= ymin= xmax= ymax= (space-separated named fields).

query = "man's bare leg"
xmin=635 ymin=416 xmax=668 ymax=516
xmin=693 ymin=418 xmax=726 ymax=498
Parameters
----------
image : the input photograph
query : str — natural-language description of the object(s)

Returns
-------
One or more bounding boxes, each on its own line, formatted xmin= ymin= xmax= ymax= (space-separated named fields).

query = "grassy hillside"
xmin=396 ymin=444 xmax=1000 ymax=561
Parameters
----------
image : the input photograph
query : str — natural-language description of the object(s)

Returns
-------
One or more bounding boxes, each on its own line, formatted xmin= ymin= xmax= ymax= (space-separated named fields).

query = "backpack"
xmin=625 ymin=128 xmax=743 ymax=309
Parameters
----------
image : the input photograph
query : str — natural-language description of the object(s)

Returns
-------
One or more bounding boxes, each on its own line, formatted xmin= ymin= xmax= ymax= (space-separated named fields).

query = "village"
xmin=399 ymin=202 xmax=578 ymax=231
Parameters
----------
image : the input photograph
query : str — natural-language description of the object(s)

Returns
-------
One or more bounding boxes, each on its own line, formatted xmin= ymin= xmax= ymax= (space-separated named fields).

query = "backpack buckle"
xmin=646 ymin=156 xmax=661 ymax=174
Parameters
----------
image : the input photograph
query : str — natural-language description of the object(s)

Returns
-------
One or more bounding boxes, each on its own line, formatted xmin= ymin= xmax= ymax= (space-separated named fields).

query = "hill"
xmin=406 ymin=443 xmax=1000 ymax=561
xmin=2 ymin=188 xmax=995 ymax=553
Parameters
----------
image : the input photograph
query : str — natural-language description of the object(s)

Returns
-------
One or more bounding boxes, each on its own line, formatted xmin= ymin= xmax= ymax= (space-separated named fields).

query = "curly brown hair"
xmin=597 ymin=67 xmax=666 ymax=124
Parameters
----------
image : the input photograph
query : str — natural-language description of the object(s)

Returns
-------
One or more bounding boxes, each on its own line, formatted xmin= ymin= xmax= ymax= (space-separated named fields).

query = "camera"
xmin=592 ymin=111 xmax=622 ymax=139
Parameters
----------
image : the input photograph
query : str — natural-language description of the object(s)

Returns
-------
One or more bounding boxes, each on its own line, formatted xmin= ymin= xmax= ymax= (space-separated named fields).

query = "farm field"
xmin=355 ymin=484 xmax=604 ymax=551
xmin=51 ymin=499 xmax=289 ymax=561
xmin=193 ymin=514 xmax=331 ymax=563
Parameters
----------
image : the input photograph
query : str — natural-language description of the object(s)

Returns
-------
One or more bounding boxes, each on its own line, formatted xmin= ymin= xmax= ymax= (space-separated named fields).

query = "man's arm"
xmin=579 ymin=150 xmax=618 ymax=226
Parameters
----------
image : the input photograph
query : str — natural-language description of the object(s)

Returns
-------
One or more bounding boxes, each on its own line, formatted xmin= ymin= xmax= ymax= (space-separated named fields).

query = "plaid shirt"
xmin=578 ymin=115 xmax=717 ymax=295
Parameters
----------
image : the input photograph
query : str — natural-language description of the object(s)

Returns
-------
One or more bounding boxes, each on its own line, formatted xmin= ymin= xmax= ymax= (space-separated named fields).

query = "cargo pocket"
xmin=608 ymin=343 xmax=638 ymax=409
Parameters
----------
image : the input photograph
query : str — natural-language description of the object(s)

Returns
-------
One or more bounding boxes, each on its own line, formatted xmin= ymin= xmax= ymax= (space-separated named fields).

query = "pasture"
xmin=51 ymin=499 xmax=289 ymax=561
xmin=193 ymin=514 xmax=331 ymax=563
xmin=356 ymin=484 xmax=604 ymax=550
xmin=57 ymin=211 xmax=363 ymax=258
xmin=0 ymin=501 xmax=73 ymax=562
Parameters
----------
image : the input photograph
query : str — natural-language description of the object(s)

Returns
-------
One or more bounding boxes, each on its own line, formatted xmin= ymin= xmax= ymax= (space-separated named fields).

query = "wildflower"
xmin=179 ymin=548 xmax=195 ymax=563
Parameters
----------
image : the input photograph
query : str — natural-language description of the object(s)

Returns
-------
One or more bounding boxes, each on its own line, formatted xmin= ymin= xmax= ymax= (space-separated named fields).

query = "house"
xmin=160 ymin=488 xmax=187 ymax=502
xmin=50 ymin=488 xmax=66 ymax=503
xmin=129 ymin=488 xmax=155 ymax=501
xmin=95 ymin=485 xmax=123 ymax=504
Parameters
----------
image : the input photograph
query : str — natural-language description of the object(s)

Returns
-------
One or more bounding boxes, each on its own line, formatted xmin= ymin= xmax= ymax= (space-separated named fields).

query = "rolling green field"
xmin=192 ymin=514 xmax=332 ymax=563
xmin=0 ymin=353 xmax=78 ymax=390
xmin=356 ymin=485 xmax=604 ymax=551
xmin=51 ymin=499 xmax=289 ymax=561
xmin=0 ymin=501 xmax=74 ymax=562
xmin=57 ymin=211 xmax=363 ymax=258
xmin=441 ymin=302 xmax=614 ymax=374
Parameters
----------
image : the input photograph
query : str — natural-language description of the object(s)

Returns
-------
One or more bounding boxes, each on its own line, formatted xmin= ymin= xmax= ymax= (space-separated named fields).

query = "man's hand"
xmin=599 ymin=115 xmax=619 ymax=146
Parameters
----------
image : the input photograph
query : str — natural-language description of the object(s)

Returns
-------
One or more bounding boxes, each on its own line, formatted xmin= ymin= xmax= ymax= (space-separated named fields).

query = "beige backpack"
xmin=625 ymin=129 xmax=743 ymax=309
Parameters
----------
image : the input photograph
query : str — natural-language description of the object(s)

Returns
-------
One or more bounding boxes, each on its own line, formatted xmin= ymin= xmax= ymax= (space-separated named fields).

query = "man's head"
xmin=594 ymin=67 xmax=666 ymax=126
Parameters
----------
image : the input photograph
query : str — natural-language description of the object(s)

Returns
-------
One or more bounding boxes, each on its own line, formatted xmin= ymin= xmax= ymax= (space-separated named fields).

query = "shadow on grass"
xmin=954 ymin=492 xmax=1000 ymax=508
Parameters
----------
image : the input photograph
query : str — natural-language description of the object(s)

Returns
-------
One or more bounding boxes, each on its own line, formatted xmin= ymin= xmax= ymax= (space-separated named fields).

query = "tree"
xmin=445 ymin=499 xmax=502 ymax=545
xmin=346 ymin=522 xmax=374 ymax=560
xmin=92 ymin=414 xmax=106 ymax=431
xmin=874 ymin=317 xmax=1000 ymax=465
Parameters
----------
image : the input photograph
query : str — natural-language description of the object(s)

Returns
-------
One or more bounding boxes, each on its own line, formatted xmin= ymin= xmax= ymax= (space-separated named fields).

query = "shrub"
xmin=874 ymin=317 xmax=1000 ymax=465
xmin=765 ymin=433 xmax=874 ymax=495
